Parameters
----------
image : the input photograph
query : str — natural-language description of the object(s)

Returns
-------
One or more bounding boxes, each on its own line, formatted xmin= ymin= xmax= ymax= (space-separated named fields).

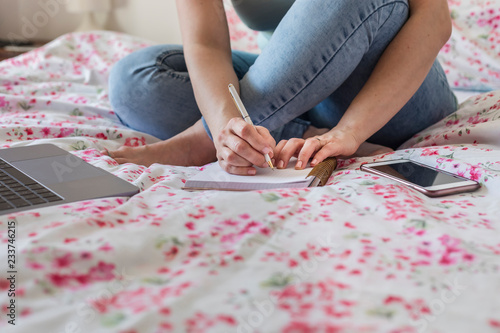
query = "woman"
xmin=107 ymin=0 xmax=456 ymax=175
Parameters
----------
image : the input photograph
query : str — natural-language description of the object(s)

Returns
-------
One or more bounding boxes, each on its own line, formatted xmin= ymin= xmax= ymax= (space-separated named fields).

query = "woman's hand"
xmin=274 ymin=127 xmax=361 ymax=170
xmin=214 ymin=117 xmax=276 ymax=175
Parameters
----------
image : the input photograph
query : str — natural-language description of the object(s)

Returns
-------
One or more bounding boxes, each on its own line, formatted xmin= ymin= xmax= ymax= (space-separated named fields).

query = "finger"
xmin=272 ymin=140 xmax=289 ymax=169
xmin=255 ymin=126 xmax=276 ymax=157
xmin=229 ymin=118 xmax=273 ymax=157
xmin=218 ymin=159 xmax=257 ymax=176
xmin=296 ymin=137 xmax=321 ymax=169
xmin=224 ymin=132 xmax=269 ymax=168
xmin=218 ymin=146 xmax=253 ymax=167
xmin=274 ymin=140 xmax=288 ymax=161
xmin=311 ymin=142 xmax=342 ymax=166
xmin=276 ymin=138 xmax=304 ymax=169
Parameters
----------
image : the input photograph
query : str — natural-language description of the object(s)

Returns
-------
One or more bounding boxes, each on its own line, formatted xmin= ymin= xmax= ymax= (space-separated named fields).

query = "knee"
xmin=108 ymin=47 xmax=156 ymax=117
xmin=108 ymin=45 xmax=184 ymax=124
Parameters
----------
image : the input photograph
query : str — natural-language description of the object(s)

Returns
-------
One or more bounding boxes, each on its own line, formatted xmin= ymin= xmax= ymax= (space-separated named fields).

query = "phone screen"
xmin=370 ymin=162 xmax=467 ymax=187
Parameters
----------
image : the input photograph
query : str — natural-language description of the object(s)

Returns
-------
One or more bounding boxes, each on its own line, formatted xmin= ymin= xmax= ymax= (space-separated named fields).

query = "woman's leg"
xmin=107 ymin=45 xmax=258 ymax=166
xmin=307 ymin=59 xmax=457 ymax=149
xmin=238 ymin=0 xmax=456 ymax=149
xmin=109 ymin=44 xmax=257 ymax=140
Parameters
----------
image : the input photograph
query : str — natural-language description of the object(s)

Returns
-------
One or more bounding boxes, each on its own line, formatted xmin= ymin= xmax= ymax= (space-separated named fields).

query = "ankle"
xmin=181 ymin=121 xmax=217 ymax=166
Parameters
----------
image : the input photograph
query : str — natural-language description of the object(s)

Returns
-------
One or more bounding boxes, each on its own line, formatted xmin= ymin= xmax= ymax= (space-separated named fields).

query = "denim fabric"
xmin=108 ymin=45 xmax=258 ymax=140
xmin=109 ymin=0 xmax=457 ymax=149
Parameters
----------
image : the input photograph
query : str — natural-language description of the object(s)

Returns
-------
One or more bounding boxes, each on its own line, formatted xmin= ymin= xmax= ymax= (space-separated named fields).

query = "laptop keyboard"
xmin=0 ymin=158 xmax=63 ymax=211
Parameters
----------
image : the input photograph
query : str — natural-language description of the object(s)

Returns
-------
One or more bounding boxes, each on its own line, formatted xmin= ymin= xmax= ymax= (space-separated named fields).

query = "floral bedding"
xmin=1 ymin=31 xmax=500 ymax=333
xmin=439 ymin=0 xmax=500 ymax=91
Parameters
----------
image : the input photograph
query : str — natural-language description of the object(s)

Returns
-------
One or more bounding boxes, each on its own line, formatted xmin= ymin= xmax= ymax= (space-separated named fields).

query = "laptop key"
xmin=35 ymin=190 xmax=52 ymax=196
xmin=0 ymin=202 xmax=13 ymax=210
xmin=28 ymin=198 xmax=46 ymax=205
xmin=9 ymin=199 xmax=30 ymax=208
xmin=18 ymin=190 xmax=33 ymax=196
xmin=46 ymin=196 xmax=62 ymax=202
xmin=27 ymin=184 xmax=44 ymax=190
xmin=3 ymin=167 xmax=37 ymax=185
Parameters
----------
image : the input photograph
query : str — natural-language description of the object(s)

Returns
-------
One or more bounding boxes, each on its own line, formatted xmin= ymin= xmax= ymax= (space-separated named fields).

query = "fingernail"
xmin=296 ymin=160 xmax=303 ymax=169
xmin=278 ymin=160 xmax=284 ymax=169
xmin=248 ymin=169 xmax=257 ymax=175
xmin=262 ymin=147 xmax=272 ymax=155
xmin=311 ymin=159 xmax=318 ymax=166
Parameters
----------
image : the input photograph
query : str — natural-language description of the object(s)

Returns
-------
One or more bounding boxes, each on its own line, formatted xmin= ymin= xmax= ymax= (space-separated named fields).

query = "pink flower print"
xmin=490 ymin=319 xmax=500 ymax=328
xmin=0 ymin=96 xmax=8 ymax=108
xmin=88 ymin=261 xmax=116 ymax=282
xmin=467 ymin=166 xmax=482 ymax=181
xmin=417 ymin=247 xmax=433 ymax=257
xmin=467 ymin=113 xmax=488 ymax=125
xmin=445 ymin=118 xmax=460 ymax=127
xmin=439 ymin=254 xmax=457 ymax=266
xmin=80 ymin=251 xmax=93 ymax=260
xmin=48 ymin=273 xmax=73 ymax=287
xmin=124 ymin=136 xmax=146 ymax=147
xmin=56 ymin=128 xmax=75 ymax=138
xmin=384 ymin=295 xmax=404 ymax=305
xmin=0 ymin=279 xmax=10 ymax=290
xmin=26 ymin=261 xmax=45 ymax=270
xmin=41 ymin=127 xmax=51 ymax=137
xmin=437 ymin=234 xmax=475 ymax=266
xmin=52 ymin=253 xmax=74 ymax=268
xmin=96 ymin=132 xmax=107 ymax=140
xmin=164 ymin=246 xmax=179 ymax=260
xmin=463 ymin=253 xmax=475 ymax=262
xmin=98 ymin=243 xmax=114 ymax=252
xmin=420 ymin=148 xmax=439 ymax=156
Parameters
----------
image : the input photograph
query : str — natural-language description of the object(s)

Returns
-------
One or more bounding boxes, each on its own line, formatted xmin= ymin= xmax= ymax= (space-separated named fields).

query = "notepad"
xmin=183 ymin=157 xmax=337 ymax=191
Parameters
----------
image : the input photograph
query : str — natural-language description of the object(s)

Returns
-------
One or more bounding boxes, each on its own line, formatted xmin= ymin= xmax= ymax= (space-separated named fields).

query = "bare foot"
xmin=104 ymin=120 xmax=217 ymax=167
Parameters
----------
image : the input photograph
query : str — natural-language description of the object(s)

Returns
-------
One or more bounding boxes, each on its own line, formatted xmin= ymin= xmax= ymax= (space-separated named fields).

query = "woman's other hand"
xmin=274 ymin=127 xmax=361 ymax=170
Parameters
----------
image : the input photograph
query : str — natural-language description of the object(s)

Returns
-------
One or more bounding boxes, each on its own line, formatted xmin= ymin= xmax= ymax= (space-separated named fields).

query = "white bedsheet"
xmin=453 ymin=89 xmax=482 ymax=104
xmin=0 ymin=32 xmax=499 ymax=333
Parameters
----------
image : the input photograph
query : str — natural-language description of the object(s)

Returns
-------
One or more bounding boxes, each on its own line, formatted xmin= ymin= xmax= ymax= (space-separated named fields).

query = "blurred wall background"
xmin=0 ymin=0 xmax=182 ymax=43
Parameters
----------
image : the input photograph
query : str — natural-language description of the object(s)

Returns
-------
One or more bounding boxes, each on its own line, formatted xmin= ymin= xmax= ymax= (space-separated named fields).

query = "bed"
xmin=1 ymin=1 xmax=500 ymax=332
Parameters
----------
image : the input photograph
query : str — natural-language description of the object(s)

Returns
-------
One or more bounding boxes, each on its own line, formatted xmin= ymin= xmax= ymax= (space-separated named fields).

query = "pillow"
xmin=439 ymin=0 xmax=500 ymax=91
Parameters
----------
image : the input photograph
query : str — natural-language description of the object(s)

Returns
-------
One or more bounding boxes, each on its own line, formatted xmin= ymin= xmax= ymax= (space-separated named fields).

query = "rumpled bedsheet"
xmin=0 ymin=32 xmax=499 ymax=333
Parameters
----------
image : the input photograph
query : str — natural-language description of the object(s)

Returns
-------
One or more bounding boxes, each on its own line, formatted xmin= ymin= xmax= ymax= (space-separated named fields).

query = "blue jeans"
xmin=109 ymin=0 xmax=457 ymax=149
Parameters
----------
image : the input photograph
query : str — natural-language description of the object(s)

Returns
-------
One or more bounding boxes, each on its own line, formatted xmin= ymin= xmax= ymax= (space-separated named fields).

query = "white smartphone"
xmin=360 ymin=159 xmax=480 ymax=197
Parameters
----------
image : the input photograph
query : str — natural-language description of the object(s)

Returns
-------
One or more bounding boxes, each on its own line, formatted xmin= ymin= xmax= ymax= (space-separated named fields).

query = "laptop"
xmin=0 ymin=144 xmax=139 ymax=215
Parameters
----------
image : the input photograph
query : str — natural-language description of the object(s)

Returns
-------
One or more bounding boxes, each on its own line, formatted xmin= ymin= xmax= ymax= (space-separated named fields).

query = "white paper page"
xmin=189 ymin=161 xmax=313 ymax=184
